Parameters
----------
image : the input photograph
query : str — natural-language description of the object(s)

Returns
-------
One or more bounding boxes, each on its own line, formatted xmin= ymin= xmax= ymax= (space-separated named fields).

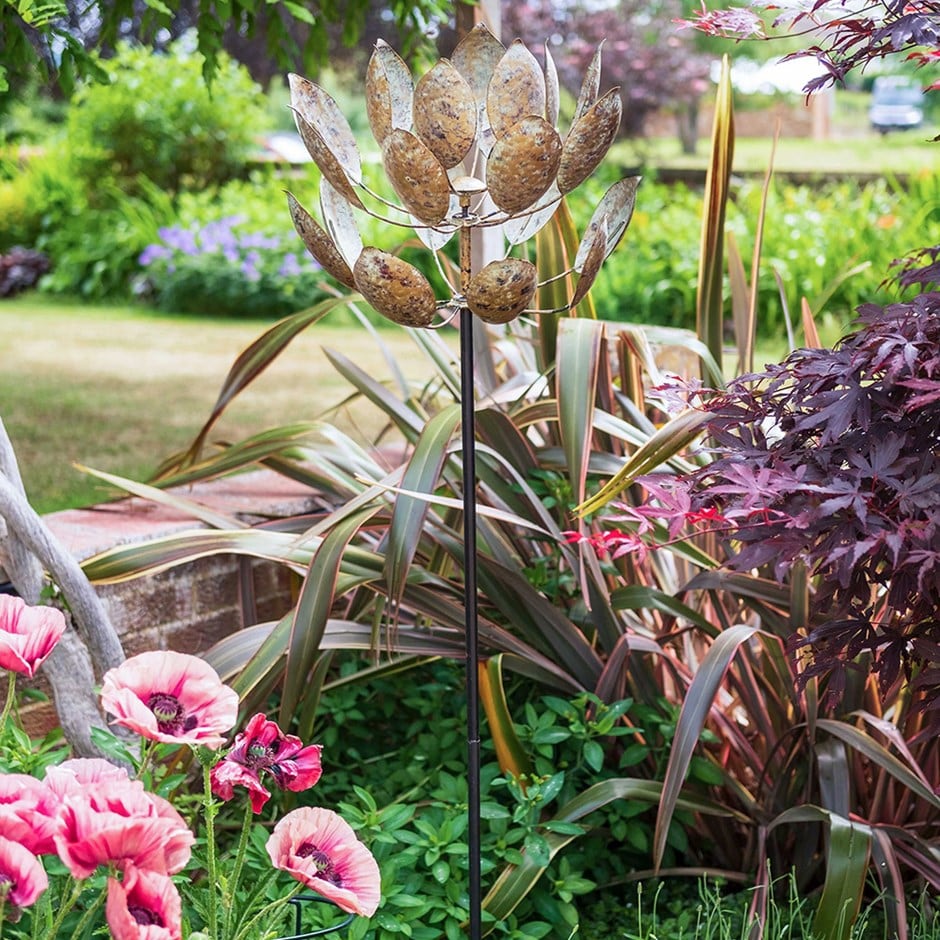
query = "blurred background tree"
xmin=0 ymin=0 xmax=451 ymax=95
xmin=495 ymin=0 xmax=712 ymax=151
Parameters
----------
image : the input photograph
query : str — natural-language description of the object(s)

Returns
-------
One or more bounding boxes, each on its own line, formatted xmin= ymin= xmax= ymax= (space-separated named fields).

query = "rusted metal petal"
xmin=466 ymin=258 xmax=537 ymax=324
xmin=285 ymin=191 xmax=356 ymax=289
xmin=451 ymin=24 xmax=505 ymax=106
xmin=382 ymin=129 xmax=451 ymax=225
xmin=571 ymin=217 xmax=608 ymax=307
xmin=557 ymin=87 xmax=622 ymax=194
xmin=579 ymin=176 xmax=642 ymax=264
xmin=320 ymin=178 xmax=362 ymax=271
xmin=353 ymin=247 xmax=438 ymax=328
xmin=502 ymin=182 xmax=561 ymax=245
xmin=413 ymin=59 xmax=477 ymax=169
xmin=365 ymin=40 xmax=413 ymax=146
xmin=574 ymin=42 xmax=604 ymax=123
xmin=291 ymin=109 xmax=363 ymax=209
xmin=486 ymin=116 xmax=561 ymax=215
xmin=289 ymin=74 xmax=362 ymax=185
xmin=544 ymin=43 xmax=560 ymax=127
xmin=486 ymin=40 xmax=546 ymax=139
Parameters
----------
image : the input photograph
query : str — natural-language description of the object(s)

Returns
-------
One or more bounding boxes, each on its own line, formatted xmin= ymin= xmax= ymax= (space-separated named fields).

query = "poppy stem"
xmin=70 ymin=881 xmax=106 ymax=937
xmin=201 ymin=760 xmax=220 ymax=940
xmin=0 ymin=670 xmax=16 ymax=732
xmin=224 ymin=798 xmax=255 ymax=936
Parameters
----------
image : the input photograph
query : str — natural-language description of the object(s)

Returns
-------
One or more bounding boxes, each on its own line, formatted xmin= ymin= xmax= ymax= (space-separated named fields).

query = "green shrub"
xmin=66 ymin=38 xmax=269 ymax=195
xmin=36 ymin=176 xmax=175 ymax=298
xmin=0 ymin=149 xmax=83 ymax=252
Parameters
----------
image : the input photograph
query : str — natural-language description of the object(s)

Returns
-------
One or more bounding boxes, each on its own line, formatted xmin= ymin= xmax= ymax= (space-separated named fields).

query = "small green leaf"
xmin=583 ymin=740 xmax=605 ymax=772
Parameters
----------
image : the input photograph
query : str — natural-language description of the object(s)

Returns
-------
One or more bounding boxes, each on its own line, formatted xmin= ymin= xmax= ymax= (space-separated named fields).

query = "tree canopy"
xmin=0 ymin=0 xmax=453 ymax=93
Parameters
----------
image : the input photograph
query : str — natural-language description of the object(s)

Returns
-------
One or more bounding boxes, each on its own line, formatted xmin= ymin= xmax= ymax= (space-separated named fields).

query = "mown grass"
xmin=0 ymin=296 xmax=432 ymax=513
xmin=614 ymin=129 xmax=939 ymax=176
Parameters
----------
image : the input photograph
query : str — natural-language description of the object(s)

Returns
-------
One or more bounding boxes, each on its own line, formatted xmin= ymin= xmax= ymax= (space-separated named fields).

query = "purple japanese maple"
xmin=626 ymin=292 xmax=940 ymax=717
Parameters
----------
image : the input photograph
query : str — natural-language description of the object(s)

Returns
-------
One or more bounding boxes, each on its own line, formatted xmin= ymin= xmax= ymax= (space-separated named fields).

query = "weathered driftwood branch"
xmin=0 ymin=418 xmax=125 ymax=756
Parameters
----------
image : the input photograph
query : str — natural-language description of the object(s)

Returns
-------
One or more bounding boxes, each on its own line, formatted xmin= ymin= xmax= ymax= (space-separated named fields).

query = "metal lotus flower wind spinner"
xmin=285 ymin=23 xmax=639 ymax=938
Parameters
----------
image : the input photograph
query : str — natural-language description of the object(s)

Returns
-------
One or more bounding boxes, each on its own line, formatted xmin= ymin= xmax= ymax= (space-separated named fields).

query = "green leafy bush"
xmin=579 ymin=170 xmax=940 ymax=337
xmin=66 ymin=38 xmax=269 ymax=195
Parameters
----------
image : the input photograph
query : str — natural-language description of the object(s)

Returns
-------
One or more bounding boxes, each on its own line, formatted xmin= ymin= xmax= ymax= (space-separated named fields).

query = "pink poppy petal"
xmin=107 ymin=865 xmax=182 ymax=940
xmin=267 ymin=807 xmax=381 ymax=917
xmin=0 ymin=597 xmax=66 ymax=678
xmin=210 ymin=760 xmax=271 ymax=814
xmin=0 ymin=836 xmax=48 ymax=909
xmin=100 ymin=651 xmax=238 ymax=748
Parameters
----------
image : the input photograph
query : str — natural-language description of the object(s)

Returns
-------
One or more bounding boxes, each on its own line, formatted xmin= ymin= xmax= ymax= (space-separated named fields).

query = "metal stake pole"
xmin=457 ymin=192 xmax=482 ymax=940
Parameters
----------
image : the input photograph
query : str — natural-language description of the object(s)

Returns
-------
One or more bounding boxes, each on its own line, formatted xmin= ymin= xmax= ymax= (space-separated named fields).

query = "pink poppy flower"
xmin=100 ymin=651 xmax=239 ymax=748
xmin=0 ymin=595 xmax=67 ymax=678
xmin=43 ymin=758 xmax=136 ymax=803
xmin=106 ymin=865 xmax=182 ymax=940
xmin=266 ymin=807 xmax=381 ymax=917
xmin=0 ymin=774 xmax=58 ymax=855
xmin=210 ymin=712 xmax=323 ymax=813
xmin=54 ymin=778 xmax=194 ymax=879
xmin=0 ymin=835 xmax=48 ymax=911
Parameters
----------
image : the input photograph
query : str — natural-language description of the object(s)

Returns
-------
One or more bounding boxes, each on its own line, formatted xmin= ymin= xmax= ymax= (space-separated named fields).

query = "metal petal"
xmin=571 ymin=217 xmax=608 ymax=308
xmin=544 ymin=43 xmax=560 ymax=127
xmin=466 ymin=258 xmax=537 ymax=324
xmin=382 ymin=129 xmax=452 ymax=225
xmin=413 ymin=58 xmax=478 ymax=169
xmin=365 ymin=40 xmax=414 ymax=146
xmin=557 ymin=87 xmax=622 ymax=194
xmin=320 ymin=177 xmax=363 ymax=271
xmin=486 ymin=115 xmax=561 ymax=215
xmin=289 ymin=95 xmax=364 ymax=210
xmin=577 ymin=176 xmax=642 ymax=267
xmin=486 ymin=40 xmax=546 ymax=139
xmin=502 ymin=182 xmax=561 ymax=245
xmin=285 ymin=191 xmax=356 ymax=289
xmin=573 ymin=42 xmax=604 ymax=123
xmin=353 ymin=247 xmax=438 ymax=328
xmin=288 ymin=74 xmax=362 ymax=186
xmin=451 ymin=23 xmax=505 ymax=107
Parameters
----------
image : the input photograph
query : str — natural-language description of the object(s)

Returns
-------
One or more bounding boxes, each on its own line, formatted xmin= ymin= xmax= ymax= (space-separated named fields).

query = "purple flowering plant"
xmin=137 ymin=215 xmax=327 ymax=318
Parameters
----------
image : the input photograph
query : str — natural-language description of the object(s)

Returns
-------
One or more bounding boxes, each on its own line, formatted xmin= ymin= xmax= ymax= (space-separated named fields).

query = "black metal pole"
xmin=459 ymin=305 xmax=482 ymax=940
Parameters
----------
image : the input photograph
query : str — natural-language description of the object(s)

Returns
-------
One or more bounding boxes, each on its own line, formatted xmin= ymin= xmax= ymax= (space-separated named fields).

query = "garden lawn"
xmin=613 ymin=128 xmax=940 ymax=176
xmin=0 ymin=296 xmax=433 ymax=514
